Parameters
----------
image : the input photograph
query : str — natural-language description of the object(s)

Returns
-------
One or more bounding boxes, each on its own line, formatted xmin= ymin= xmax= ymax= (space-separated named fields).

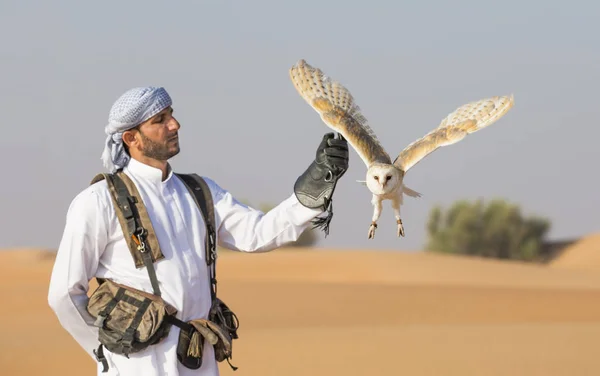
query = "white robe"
xmin=47 ymin=158 xmax=323 ymax=376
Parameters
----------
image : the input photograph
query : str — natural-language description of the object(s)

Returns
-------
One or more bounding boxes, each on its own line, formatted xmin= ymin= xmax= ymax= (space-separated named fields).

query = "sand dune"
xmin=217 ymin=247 xmax=600 ymax=289
xmin=1 ymin=247 xmax=600 ymax=376
xmin=550 ymin=233 xmax=600 ymax=271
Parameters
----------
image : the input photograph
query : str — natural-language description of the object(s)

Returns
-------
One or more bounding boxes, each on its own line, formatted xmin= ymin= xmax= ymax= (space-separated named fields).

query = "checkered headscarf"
xmin=101 ymin=86 xmax=172 ymax=172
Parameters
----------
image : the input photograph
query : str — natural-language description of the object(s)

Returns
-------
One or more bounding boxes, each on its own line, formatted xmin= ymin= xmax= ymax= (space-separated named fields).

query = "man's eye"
xmin=155 ymin=116 xmax=163 ymax=123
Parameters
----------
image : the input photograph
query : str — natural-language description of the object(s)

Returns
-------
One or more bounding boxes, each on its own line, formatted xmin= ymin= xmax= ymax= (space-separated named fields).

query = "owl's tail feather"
xmin=403 ymin=185 xmax=422 ymax=198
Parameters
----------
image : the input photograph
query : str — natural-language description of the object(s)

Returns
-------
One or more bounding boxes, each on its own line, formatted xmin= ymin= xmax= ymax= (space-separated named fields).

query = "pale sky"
xmin=1 ymin=0 xmax=599 ymax=252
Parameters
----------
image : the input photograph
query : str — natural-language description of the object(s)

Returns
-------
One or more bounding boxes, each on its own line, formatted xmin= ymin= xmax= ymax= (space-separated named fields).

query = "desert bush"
xmin=425 ymin=198 xmax=551 ymax=261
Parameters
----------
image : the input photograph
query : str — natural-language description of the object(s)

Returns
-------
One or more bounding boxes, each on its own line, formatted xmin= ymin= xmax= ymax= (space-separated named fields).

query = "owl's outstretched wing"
xmin=289 ymin=59 xmax=391 ymax=167
xmin=393 ymin=95 xmax=514 ymax=172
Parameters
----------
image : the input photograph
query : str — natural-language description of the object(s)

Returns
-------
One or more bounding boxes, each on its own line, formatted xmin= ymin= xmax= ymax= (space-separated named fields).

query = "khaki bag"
xmin=86 ymin=171 xmax=239 ymax=372
xmin=87 ymin=279 xmax=178 ymax=356
xmin=177 ymin=297 xmax=239 ymax=369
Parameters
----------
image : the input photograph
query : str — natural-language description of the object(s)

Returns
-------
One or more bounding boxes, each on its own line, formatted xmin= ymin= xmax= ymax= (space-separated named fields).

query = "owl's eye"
xmin=374 ymin=176 xmax=379 ymax=181
xmin=386 ymin=175 xmax=392 ymax=181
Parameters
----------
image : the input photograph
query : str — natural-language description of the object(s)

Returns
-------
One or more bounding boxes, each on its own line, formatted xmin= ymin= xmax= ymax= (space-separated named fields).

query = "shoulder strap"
xmin=90 ymin=172 xmax=164 ymax=296
xmin=89 ymin=171 xmax=218 ymax=300
xmin=175 ymin=173 xmax=218 ymax=300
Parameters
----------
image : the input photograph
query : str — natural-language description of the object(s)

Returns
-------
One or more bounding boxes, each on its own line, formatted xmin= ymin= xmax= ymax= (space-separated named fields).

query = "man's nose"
xmin=168 ymin=117 xmax=180 ymax=130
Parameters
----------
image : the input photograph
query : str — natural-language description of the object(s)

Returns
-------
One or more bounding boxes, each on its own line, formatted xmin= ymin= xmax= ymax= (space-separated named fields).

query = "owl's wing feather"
xmin=289 ymin=59 xmax=391 ymax=167
xmin=393 ymin=95 xmax=514 ymax=172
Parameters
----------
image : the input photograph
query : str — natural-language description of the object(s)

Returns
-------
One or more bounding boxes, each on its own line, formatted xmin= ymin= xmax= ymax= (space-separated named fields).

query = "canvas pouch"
xmin=176 ymin=297 xmax=239 ymax=370
xmin=87 ymin=279 xmax=178 ymax=357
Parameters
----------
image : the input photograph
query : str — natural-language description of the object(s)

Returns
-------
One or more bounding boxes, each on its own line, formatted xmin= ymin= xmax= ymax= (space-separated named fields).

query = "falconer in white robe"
xmin=47 ymin=86 xmax=350 ymax=376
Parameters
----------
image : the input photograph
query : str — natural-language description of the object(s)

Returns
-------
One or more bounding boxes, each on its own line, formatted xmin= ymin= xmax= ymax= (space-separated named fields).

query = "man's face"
xmin=128 ymin=106 xmax=181 ymax=161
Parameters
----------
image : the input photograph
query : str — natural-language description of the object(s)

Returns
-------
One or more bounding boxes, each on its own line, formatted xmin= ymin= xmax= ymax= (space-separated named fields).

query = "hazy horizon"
xmin=2 ymin=0 xmax=599 ymax=252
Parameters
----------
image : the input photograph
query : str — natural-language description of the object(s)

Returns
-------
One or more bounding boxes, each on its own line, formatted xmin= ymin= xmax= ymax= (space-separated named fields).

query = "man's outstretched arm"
xmin=212 ymin=133 xmax=349 ymax=252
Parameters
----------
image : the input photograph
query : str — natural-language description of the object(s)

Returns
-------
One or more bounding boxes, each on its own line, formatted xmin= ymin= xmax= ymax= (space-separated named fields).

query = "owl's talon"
xmin=397 ymin=219 xmax=405 ymax=237
xmin=368 ymin=222 xmax=377 ymax=239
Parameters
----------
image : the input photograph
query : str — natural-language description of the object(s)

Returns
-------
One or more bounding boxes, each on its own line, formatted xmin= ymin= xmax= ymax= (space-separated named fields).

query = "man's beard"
xmin=139 ymin=131 xmax=180 ymax=161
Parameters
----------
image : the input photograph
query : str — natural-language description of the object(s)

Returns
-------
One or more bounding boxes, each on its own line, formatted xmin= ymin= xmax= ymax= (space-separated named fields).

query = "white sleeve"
xmin=47 ymin=186 xmax=109 ymax=360
xmin=204 ymin=178 xmax=324 ymax=252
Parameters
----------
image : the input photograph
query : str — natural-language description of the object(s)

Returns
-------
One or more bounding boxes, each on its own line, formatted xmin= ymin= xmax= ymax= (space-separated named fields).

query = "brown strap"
xmin=175 ymin=173 xmax=216 ymax=266
xmin=90 ymin=172 xmax=165 ymax=269
xmin=175 ymin=173 xmax=218 ymax=300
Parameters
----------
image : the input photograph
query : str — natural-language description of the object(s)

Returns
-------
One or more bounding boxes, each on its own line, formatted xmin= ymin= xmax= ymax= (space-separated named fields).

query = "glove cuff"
xmin=294 ymin=160 xmax=343 ymax=236
xmin=294 ymin=161 xmax=339 ymax=209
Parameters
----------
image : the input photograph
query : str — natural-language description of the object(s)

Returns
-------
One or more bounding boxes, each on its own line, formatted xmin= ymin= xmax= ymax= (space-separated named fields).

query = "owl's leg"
xmin=368 ymin=195 xmax=383 ymax=239
xmin=391 ymin=195 xmax=404 ymax=237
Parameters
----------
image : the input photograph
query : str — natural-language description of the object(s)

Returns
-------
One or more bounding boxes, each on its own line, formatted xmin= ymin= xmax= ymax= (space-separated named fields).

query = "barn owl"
xmin=288 ymin=59 xmax=514 ymax=239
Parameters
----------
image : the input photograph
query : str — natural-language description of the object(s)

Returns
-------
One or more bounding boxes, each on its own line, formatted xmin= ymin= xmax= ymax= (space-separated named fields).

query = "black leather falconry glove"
xmin=294 ymin=132 xmax=349 ymax=236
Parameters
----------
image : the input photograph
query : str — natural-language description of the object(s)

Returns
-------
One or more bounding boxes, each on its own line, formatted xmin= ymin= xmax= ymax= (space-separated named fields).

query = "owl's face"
xmin=366 ymin=163 xmax=402 ymax=195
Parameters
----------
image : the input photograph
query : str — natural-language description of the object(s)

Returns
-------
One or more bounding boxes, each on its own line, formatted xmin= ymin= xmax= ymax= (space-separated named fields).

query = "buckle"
xmin=93 ymin=314 xmax=107 ymax=328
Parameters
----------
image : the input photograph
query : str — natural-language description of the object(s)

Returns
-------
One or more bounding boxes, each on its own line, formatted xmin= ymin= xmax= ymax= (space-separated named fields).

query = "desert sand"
xmin=1 ymin=240 xmax=600 ymax=376
xmin=550 ymin=233 xmax=600 ymax=271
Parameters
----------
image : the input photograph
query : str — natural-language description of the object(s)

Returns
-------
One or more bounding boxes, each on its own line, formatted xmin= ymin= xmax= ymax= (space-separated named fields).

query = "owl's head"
xmin=366 ymin=163 xmax=403 ymax=195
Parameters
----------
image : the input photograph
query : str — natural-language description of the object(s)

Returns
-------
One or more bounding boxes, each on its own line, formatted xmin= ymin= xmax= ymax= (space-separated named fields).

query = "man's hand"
xmin=316 ymin=132 xmax=349 ymax=176
xmin=294 ymin=132 xmax=349 ymax=211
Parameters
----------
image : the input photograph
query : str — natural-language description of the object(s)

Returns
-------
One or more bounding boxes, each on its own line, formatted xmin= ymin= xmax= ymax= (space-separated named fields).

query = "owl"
xmin=289 ymin=59 xmax=514 ymax=239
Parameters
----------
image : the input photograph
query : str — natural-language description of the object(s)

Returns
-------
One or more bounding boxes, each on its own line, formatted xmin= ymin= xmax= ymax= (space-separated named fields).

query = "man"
xmin=47 ymin=86 xmax=349 ymax=376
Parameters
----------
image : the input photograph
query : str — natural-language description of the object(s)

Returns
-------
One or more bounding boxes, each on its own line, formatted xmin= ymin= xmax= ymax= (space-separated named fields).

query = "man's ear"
xmin=122 ymin=129 xmax=138 ymax=150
